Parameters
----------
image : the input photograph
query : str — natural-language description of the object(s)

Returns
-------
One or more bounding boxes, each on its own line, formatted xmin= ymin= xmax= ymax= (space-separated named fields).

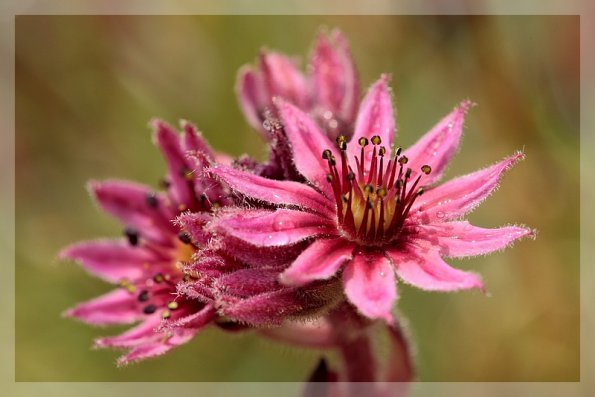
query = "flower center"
xmin=322 ymin=135 xmax=431 ymax=245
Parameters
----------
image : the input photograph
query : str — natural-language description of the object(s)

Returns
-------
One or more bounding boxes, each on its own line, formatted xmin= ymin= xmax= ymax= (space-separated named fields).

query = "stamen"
xmin=143 ymin=304 xmax=157 ymax=314
xmin=137 ymin=290 xmax=150 ymax=302
xmin=145 ymin=192 xmax=158 ymax=208
xmin=178 ymin=231 xmax=192 ymax=244
xmin=371 ymin=135 xmax=382 ymax=145
xmin=124 ymin=227 xmax=139 ymax=246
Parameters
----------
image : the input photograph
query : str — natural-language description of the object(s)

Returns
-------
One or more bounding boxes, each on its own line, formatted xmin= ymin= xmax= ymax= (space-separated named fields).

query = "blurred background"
xmin=15 ymin=15 xmax=579 ymax=381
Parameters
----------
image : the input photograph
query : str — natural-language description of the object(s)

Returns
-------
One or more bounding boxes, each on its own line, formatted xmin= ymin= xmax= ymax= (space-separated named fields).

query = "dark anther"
xmin=145 ymin=192 xmax=158 ymax=208
xmin=322 ymin=149 xmax=332 ymax=160
xmin=137 ymin=290 xmax=150 ymax=302
xmin=367 ymin=199 xmax=374 ymax=209
xmin=167 ymin=301 xmax=179 ymax=310
xmin=182 ymin=274 xmax=191 ymax=282
xmin=377 ymin=187 xmax=387 ymax=198
xmin=338 ymin=141 xmax=347 ymax=151
xmin=358 ymin=137 xmax=369 ymax=147
xmin=143 ymin=304 xmax=157 ymax=315
xmin=405 ymin=168 xmax=412 ymax=179
xmin=364 ymin=184 xmax=374 ymax=194
xmin=421 ymin=165 xmax=432 ymax=175
xmin=371 ymin=135 xmax=382 ymax=145
xmin=346 ymin=172 xmax=355 ymax=181
xmin=162 ymin=310 xmax=171 ymax=319
xmin=341 ymin=194 xmax=348 ymax=203
xmin=398 ymin=156 xmax=409 ymax=165
xmin=378 ymin=146 xmax=386 ymax=157
xmin=329 ymin=157 xmax=336 ymax=166
xmin=326 ymin=174 xmax=333 ymax=183
xmin=178 ymin=231 xmax=192 ymax=245
xmin=395 ymin=180 xmax=404 ymax=189
xmin=417 ymin=187 xmax=425 ymax=196
xmin=199 ymin=193 xmax=208 ymax=202
xmin=153 ymin=273 xmax=164 ymax=283
xmin=395 ymin=147 xmax=402 ymax=156
xmin=124 ymin=227 xmax=139 ymax=246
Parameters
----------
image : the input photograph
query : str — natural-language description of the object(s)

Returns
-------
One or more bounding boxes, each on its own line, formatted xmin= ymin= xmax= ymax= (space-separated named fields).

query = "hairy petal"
xmin=276 ymin=98 xmax=338 ymax=194
xmin=95 ymin=314 xmax=163 ymax=349
xmin=348 ymin=75 xmax=395 ymax=161
xmin=89 ymin=180 xmax=175 ymax=244
xmin=152 ymin=119 xmax=195 ymax=207
xmin=403 ymin=100 xmax=472 ymax=183
xmin=216 ymin=268 xmax=281 ymax=297
xmin=180 ymin=120 xmax=216 ymax=159
xmin=236 ymin=65 xmax=268 ymax=133
xmin=260 ymin=52 xmax=308 ymax=109
xmin=116 ymin=328 xmax=198 ymax=366
xmin=59 ymin=240 xmax=163 ymax=283
xmin=63 ymin=289 xmax=141 ymax=326
xmin=175 ymin=211 xmax=211 ymax=245
xmin=213 ymin=208 xmax=335 ymax=248
xmin=388 ymin=246 xmax=483 ymax=291
xmin=415 ymin=221 xmax=535 ymax=258
xmin=310 ymin=29 xmax=359 ymax=125
xmin=342 ymin=251 xmax=397 ymax=322
xmin=209 ymin=164 xmax=334 ymax=216
xmin=280 ymin=238 xmax=355 ymax=286
xmin=411 ymin=152 xmax=525 ymax=223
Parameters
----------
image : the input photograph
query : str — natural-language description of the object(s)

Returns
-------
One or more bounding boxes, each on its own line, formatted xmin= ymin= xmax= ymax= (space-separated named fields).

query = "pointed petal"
xmin=166 ymin=303 xmax=217 ymax=329
xmin=209 ymin=164 xmax=334 ymax=216
xmin=403 ymin=100 xmax=472 ymax=183
xmin=348 ymin=75 xmax=395 ymax=160
xmin=342 ymin=252 xmax=397 ymax=321
xmin=387 ymin=246 xmax=483 ymax=291
xmin=175 ymin=211 xmax=211 ymax=245
xmin=260 ymin=52 xmax=308 ymax=109
xmin=59 ymin=240 xmax=162 ymax=283
xmin=415 ymin=221 xmax=535 ymax=258
xmin=280 ymin=238 xmax=355 ymax=286
xmin=63 ymin=289 xmax=141 ymax=326
xmin=411 ymin=152 xmax=525 ymax=223
xmin=95 ymin=314 xmax=162 ymax=348
xmin=89 ymin=180 xmax=175 ymax=244
xmin=236 ymin=65 xmax=268 ymax=133
xmin=180 ymin=120 xmax=216 ymax=159
xmin=214 ymin=208 xmax=335 ymax=249
xmin=116 ymin=327 xmax=197 ymax=366
xmin=216 ymin=268 xmax=281 ymax=297
xmin=276 ymin=98 xmax=338 ymax=194
xmin=309 ymin=29 xmax=359 ymax=126
xmin=219 ymin=282 xmax=334 ymax=326
xmin=152 ymin=119 xmax=195 ymax=207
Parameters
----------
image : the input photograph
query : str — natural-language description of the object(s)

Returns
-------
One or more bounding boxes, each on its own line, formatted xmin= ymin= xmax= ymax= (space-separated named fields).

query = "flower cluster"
xmin=61 ymin=29 xmax=533 ymax=385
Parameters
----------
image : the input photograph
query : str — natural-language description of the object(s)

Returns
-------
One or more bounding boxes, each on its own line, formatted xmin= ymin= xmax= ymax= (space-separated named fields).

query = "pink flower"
xmin=60 ymin=120 xmax=224 ymax=365
xmin=209 ymin=75 xmax=534 ymax=322
xmin=237 ymin=28 xmax=359 ymax=141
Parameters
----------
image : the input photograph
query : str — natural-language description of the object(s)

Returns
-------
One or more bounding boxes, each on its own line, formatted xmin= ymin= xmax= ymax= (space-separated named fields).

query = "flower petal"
xmin=260 ymin=52 xmax=308 ymax=109
xmin=348 ymin=75 xmax=395 ymax=161
xmin=216 ymin=268 xmax=281 ymax=297
xmin=411 ymin=152 xmax=525 ymax=223
xmin=209 ymin=164 xmax=334 ymax=216
xmin=89 ymin=180 xmax=175 ymax=245
xmin=280 ymin=238 xmax=355 ymax=286
xmin=59 ymin=240 xmax=163 ymax=283
xmin=342 ymin=251 xmax=397 ymax=321
xmin=276 ymin=98 xmax=338 ymax=194
xmin=213 ymin=208 xmax=335 ymax=248
xmin=415 ymin=221 xmax=535 ymax=258
xmin=95 ymin=314 xmax=162 ymax=348
xmin=63 ymin=289 xmax=141 ymax=326
xmin=180 ymin=120 xmax=216 ymax=159
xmin=236 ymin=65 xmax=268 ymax=133
xmin=152 ymin=119 xmax=196 ymax=207
xmin=387 ymin=246 xmax=483 ymax=291
xmin=116 ymin=327 xmax=197 ymax=366
xmin=403 ymin=100 xmax=472 ymax=183
xmin=175 ymin=211 xmax=211 ymax=245
xmin=309 ymin=29 xmax=359 ymax=127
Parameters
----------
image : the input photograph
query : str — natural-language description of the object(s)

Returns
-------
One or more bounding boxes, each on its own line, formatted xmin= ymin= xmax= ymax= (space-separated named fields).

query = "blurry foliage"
xmin=15 ymin=15 xmax=579 ymax=381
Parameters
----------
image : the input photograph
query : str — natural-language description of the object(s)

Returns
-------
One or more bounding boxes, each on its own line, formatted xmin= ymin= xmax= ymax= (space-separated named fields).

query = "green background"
xmin=15 ymin=15 xmax=579 ymax=381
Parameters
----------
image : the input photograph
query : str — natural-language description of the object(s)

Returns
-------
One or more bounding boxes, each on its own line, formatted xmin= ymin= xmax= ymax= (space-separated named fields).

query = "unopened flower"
xmin=209 ymin=75 xmax=534 ymax=322
xmin=60 ymin=120 xmax=225 ymax=365
xmin=237 ymin=28 xmax=359 ymax=141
